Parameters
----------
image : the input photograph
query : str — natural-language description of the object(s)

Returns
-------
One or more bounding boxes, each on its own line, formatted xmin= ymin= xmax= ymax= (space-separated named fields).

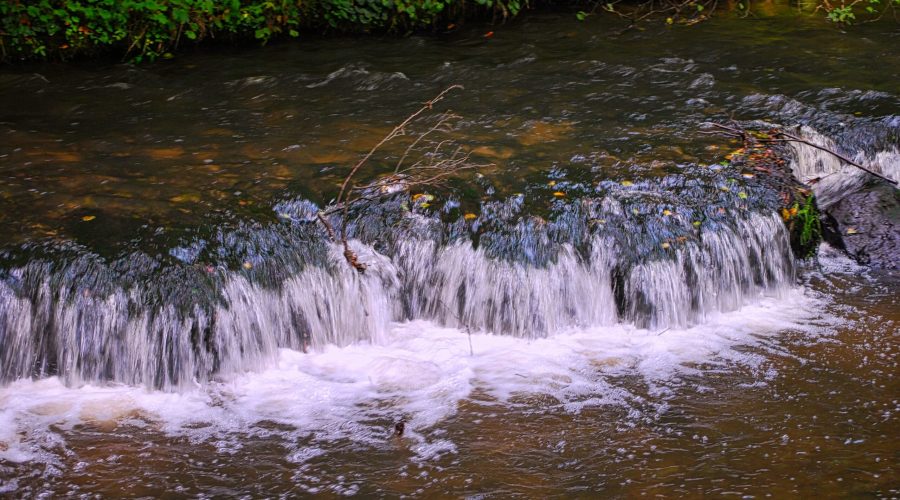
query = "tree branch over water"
xmin=319 ymin=85 xmax=491 ymax=272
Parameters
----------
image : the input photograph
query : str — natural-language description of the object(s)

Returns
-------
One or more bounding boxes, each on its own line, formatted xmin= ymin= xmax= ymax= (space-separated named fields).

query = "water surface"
xmin=0 ymin=9 xmax=898 ymax=497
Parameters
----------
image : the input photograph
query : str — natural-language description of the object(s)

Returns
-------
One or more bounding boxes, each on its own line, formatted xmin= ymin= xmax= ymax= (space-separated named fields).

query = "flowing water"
xmin=0 ymin=7 xmax=898 ymax=497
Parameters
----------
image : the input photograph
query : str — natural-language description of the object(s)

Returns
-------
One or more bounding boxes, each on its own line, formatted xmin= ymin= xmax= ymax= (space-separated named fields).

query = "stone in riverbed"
xmin=822 ymin=179 xmax=899 ymax=270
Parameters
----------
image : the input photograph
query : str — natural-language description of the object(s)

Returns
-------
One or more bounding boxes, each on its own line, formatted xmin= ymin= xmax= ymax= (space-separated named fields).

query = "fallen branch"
xmin=767 ymin=130 xmax=897 ymax=186
xmin=701 ymin=121 xmax=897 ymax=186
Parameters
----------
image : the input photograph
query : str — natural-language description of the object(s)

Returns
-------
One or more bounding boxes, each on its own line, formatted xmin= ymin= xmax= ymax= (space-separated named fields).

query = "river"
xmin=0 ymin=8 xmax=897 ymax=497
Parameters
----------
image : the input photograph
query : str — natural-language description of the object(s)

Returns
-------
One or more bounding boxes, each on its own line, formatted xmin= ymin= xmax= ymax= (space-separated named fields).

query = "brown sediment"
xmin=471 ymin=145 xmax=515 ymax=160
xmin=517 ymin=120 xmax=575 ymax=146
xmin=25 ymin=150 xmax=82 ymax=162
xmin=144 ymin=147 xmax=185 ymax=160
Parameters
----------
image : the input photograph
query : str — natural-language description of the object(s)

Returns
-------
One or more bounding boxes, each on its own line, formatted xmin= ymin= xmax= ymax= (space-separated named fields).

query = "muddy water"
xmin=1 ymin=7 xmax=898 ymax=498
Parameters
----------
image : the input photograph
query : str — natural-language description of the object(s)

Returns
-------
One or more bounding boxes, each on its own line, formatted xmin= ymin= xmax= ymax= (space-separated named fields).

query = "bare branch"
xmin=316 ymin=85 xmax=489 ymax=272
xmin=334 ymin=85 xmax=464 ymax=210
xmin=700 ymin=121 xmax=898 ymax=186
xmin=765 ymin=130 xmax=897 ymax=186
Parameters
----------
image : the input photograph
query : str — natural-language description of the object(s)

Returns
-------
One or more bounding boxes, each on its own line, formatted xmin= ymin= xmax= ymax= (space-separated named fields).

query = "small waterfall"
xmin=394 ymin=212 xmax=791 ymax=334
xmin=396 ymin=238 xmax=617 ymax=337
xmin=625 ymin=213 xmax=792 ymax=328
xmin=0 ymin=200 xmax=795 ymax=390
xmin=787 ymin=125 xmax=900 ymax=208
xmin=0 ymin=244 xmax=400 ymax=390
xmin=1 ymin=119 xmax=801 ymax=388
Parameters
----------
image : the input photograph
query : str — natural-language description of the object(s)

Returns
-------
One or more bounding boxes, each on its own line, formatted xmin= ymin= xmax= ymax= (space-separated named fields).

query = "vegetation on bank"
xmin=0 ymin=0 xmax=521 ymax=62
xmin=1 ymin=0 xmax=897 ymax=62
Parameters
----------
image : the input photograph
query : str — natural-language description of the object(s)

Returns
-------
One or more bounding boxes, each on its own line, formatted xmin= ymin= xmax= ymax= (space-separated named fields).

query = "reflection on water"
xmin=0 ymin=7 xmax=898 ymax=497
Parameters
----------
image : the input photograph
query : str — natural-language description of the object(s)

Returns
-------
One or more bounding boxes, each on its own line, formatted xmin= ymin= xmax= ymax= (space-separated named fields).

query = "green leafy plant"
xmin=0 ymin=0 xmax=528 ymax=62
xmin=782 ymin=194 xmax=822 ymax=258
xmin=818 ymin=0 xmax=898 ymax=24
xmin=796 ymin=195 xmax=821 ymax=248
xmin=826 ymin=4 xmax=856 ymax=22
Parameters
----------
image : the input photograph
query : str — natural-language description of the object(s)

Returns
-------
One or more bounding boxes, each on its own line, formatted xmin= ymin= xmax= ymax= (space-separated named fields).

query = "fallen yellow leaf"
xmin=662 ymin=209 xmax=673 ymax=216
xmin=464 ymin=213 xmax=478 ymax=221
xmin=81 ymin=215 xmax=96 ymax=222
xmin=621 ymin=180 xmax=634 ymax=187
xmin=846 ymin=227 xmax=858 ymax=235
xmin=553 ymin=191 xmax=566 ymax=197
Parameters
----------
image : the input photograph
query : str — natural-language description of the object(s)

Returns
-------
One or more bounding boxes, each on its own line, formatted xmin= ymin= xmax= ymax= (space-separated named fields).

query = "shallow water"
xmin=0 ymin=8 xmax=898 ymax=497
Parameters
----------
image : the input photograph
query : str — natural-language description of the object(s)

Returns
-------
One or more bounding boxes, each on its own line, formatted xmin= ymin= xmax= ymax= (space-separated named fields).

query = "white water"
xmin=0 ymin=212 xmax=794 ymax=390
xmin=0 ymin=208 xmax=819 ymax=466
xmin=0 ymin=285 xmax=835 ymax=466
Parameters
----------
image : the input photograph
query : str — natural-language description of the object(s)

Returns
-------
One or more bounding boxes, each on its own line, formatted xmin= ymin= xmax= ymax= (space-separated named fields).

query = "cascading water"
xmin=0 ymin=187 xmax=795 ymax=390
xmin=785 ymin=125 xmax=900 ymax=208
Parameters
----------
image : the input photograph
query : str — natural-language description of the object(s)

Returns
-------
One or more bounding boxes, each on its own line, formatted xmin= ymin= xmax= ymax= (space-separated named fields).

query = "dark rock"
xmin=823 ymin=179 xmax=900 ymax=270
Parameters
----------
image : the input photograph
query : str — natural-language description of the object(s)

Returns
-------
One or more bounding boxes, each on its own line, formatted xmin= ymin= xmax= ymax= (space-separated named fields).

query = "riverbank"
xmin=2 ymin=0 xmax=896 ymax=63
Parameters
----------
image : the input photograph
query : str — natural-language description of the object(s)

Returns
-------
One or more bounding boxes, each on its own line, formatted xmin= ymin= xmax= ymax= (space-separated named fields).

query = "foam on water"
xmin=0 ymin=286 xmax=833 ymax=465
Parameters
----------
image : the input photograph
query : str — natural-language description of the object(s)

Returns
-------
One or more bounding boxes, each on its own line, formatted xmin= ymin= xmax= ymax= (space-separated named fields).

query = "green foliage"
xmin=0 ymin=0 xmax=525 ymax=62
xmin=797 ymin=196 xmax=820 ymax=247
xmin=818 ymin=0 xmax=899 ymax=25
xmin=2 ymin=0 xmax=894 ymax=62
xmin=785 ymin=195 xmax=822 ymax=258
xmin=0 ymin=0 xmax=303 ymax=61
xmin=826 ymin=4 xmax=856 ymax=23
